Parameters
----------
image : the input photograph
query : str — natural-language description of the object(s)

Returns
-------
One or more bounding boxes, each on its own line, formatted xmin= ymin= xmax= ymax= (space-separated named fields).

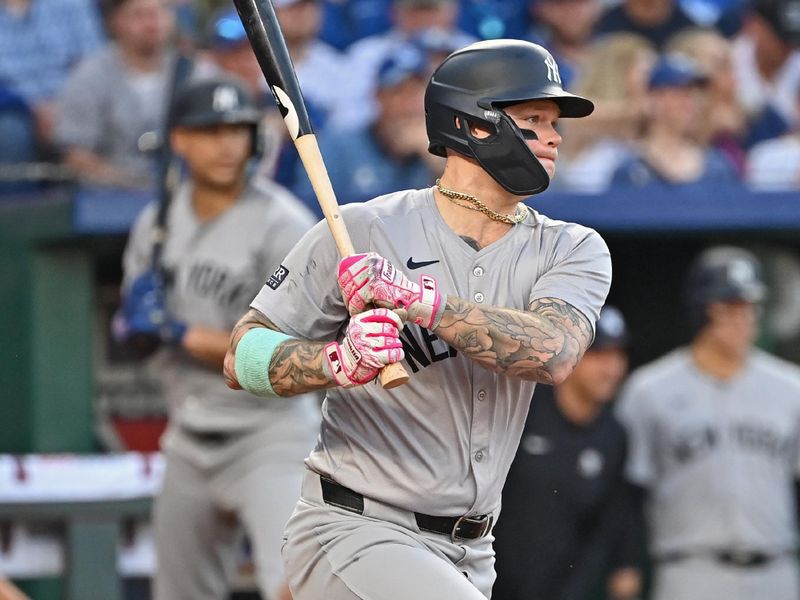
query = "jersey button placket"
xmin=471 ymin=263 xmax=484 ymax=304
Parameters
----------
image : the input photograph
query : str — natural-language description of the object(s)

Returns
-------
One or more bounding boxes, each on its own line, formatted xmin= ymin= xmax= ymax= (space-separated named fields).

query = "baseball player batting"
xmin=617 ymin=246 xmax=800 ymax=600
xmin=224 ymin=40 xmax=611 ymax=599
xmin=116 ymin=77 xmax=319 ymax=600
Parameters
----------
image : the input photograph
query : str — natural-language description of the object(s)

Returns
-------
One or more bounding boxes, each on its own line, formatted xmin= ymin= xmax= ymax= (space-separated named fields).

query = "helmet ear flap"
xmin=251 ymin=122 xmax=263 ymax=159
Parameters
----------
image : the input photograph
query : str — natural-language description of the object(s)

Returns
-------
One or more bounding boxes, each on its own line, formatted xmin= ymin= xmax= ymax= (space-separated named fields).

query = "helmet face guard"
xmin=461 ymin=109 xmax=550 ymax=195
xmin=425 ymin=40 xmax=594 ymax=196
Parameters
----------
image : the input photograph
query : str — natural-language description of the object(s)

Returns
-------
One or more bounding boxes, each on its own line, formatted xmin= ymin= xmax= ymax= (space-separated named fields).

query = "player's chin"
xmin=537 ymin=158 xmax=556 ymax=179
xmin=207 ymin=164 xmax=246 ymax=186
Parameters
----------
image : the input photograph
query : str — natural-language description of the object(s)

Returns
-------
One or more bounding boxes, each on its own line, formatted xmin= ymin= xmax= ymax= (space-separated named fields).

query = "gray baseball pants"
xmin=653 ymin=554 xmax=800 ymax=600
xmin=153 ymin=409 xmax=318 ymax=600
xmin=282 ymin=468 xmax=496 ymax=600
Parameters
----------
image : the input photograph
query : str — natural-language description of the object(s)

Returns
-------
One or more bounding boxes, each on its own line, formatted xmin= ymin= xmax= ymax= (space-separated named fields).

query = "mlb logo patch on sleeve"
xmin=266 ymin=264 xmax=290 ymax=290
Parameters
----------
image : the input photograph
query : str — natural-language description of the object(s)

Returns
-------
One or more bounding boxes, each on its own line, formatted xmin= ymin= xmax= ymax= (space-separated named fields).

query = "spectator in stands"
xmin=666 ymin=27 xmax=748 ymax=174
xmin=458 ymin=0 xmax=531 ymax=40
xmin=197 ymin=1 xmax=353 ymax=190
xmin=610 ymin=53 xmax=739 ymax=187
xmin=0 ymin=0 xmax=104 ymax=165
xmin=525 ymin=0 xmax=604 ymax=89
xmin=290 ymin=45 xmax=441 ymax=214
xmin=271 ymin=0 xmax=352 ymax=128
xmin=493 ymin=306 xmax=645 ymax=600
xmin=553 ymin=33 xmax=656 ymax=193
xmin=55 ymin=0 xmax=177 ymax=189
xmin=746 ymin=86 xmax=800 ymax=190
xmin=594 ymin=0 xmax=700 ymax=49
xmin=339 ymin=0 xmax=474 ymax=130
xmin=731 ymin=0 xmax=800 ymax=148
xmin=195 ymin=7 xmax=265 ymax=98
xmin=319 ymin=0 xmax=392 ymax=50
xmin=409 ymin=25 xmax=468 ymax=72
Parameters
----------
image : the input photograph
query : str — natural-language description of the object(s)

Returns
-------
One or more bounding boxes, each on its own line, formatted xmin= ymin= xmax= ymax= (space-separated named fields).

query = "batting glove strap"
xmin=406 ymin=274 xmax=445 ymax=330
xmin=324 ymin=309 xmax=405 ymax=388
xmin=324 ymin=340 xmax=364 ymax=388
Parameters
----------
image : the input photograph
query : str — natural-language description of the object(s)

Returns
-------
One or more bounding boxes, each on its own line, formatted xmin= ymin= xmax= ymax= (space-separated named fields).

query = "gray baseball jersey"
xmin=123 ymin=178 xmax=320 ymax=439
xmin=617 ymin=347 xmax=800 ymax=555
xmin=124 ymin=178 xmax=321 ymax=599
xmin=250 ymin=186 xmax=611 ymax=516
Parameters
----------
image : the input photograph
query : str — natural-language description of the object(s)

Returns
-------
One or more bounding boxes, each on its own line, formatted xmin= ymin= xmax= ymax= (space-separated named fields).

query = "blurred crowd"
xmin=2 ymin=0 xmax=800 ymax=206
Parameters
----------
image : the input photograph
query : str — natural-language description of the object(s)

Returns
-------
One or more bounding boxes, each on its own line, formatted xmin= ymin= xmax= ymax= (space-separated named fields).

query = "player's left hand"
xmin=337 ymin=252 xmax=443 ymax=330
xmin=112 ymin=271 xmax=187 ymax=348
xmin=324 ymin=308 xmax=405 ymax=387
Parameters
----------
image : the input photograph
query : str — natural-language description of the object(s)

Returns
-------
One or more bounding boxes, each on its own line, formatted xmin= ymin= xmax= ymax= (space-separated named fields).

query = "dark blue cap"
xmin=208 ymin=8 xmax=248 ymax=49
xmin=648 ymin=54 xmax=709 ymax=89
xmin=377 ymin=44 xmax=430 ymax=88
xmin=591 ymin=305 xmax=629 ymax=350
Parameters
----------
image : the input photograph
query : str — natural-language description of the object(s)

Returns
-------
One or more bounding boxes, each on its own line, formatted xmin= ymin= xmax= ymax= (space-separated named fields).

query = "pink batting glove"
xmin=337 ymin=253 xmax=444 ymax=330
xmin=324 ymin=308 xmax=405 ymax=388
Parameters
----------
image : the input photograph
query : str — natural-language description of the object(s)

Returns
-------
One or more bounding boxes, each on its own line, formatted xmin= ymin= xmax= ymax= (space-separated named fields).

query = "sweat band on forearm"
xmin=234 ymin=328 xmax=294 ymax=397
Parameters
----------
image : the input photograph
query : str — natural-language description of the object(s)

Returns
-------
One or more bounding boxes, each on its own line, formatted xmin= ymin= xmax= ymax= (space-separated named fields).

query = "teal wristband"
xmin=234 ymin=328 xmax=294 ymax=397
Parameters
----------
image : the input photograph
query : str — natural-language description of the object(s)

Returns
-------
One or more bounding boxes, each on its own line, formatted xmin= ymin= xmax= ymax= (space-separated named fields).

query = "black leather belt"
xmin=319 ymin=476 xmax=493 ymax=542
xmin=658 ymin=549 xmax=794 ymax=568
xmin=181 ymin=428 xmax=236 ymax=444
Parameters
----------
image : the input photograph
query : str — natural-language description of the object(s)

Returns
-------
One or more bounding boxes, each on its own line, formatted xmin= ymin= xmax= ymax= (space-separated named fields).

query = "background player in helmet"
xmin=115 ymin=76 xmax=319 ymax=600
xmin=617 ymin=246 xmax=800 ymax=600
xmin=493 ymin=305 xmax=645 ymax=600
xmin=224 ymin=40 xmax=611 ymax=600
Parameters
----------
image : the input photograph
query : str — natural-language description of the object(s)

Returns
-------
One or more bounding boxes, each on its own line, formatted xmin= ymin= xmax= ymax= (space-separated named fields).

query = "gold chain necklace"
xmin=435 ymin=179 xmax=526 ymax=225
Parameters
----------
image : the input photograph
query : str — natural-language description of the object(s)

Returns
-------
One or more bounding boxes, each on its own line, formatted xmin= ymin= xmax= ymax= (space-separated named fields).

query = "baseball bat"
xmin=232 ymin=0 xmax=409 ymax=389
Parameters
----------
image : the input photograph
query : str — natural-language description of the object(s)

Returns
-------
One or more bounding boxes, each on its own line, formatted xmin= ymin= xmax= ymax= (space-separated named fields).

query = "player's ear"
xmin=170 ymin=129 xmax=187 ymax=156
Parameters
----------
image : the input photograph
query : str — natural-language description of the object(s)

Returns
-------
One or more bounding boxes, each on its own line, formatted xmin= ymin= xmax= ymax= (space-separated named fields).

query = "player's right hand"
xmin=324 ymin=308 xmax=404 ymax=387
xmin=337 ymin=252 xmax=443 ymax=330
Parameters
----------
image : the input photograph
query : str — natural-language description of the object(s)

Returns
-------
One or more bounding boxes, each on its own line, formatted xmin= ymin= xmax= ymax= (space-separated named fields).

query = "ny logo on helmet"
xmin=544 ymin=55 xmax=561 ymax=85
xmin=213 ymin=85 xmax=240 ymax=112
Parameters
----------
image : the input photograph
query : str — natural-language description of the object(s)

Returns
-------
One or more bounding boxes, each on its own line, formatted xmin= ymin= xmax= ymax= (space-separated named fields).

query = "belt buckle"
xmin=720 ymin=550 xmax=766 ymax=567
xmin=451 ymin=514 xmax=493 ymax=543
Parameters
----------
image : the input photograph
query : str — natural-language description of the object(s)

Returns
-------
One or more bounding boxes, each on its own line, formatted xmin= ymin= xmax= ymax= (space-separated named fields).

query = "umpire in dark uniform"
xmin=493 ymin=306 xmax=645 ymax=600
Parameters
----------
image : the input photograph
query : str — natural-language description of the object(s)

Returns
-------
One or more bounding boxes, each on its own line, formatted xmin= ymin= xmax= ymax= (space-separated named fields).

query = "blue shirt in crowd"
xmin=610 ymin=148 xmax=739 ymax=188
xmin=290 ymin=125 xmax=436 ymax=218
xmin=0 ymin=0 xmax=104 ymax=102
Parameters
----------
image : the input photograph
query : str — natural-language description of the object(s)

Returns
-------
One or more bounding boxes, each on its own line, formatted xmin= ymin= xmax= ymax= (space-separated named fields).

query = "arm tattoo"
xmin=268 ymin=337 xmax=332 ymax=396
xmin=226 ymin=308 xmax=334 ymax=396
xmin=433 ymin=296 xmax=593 ymax=384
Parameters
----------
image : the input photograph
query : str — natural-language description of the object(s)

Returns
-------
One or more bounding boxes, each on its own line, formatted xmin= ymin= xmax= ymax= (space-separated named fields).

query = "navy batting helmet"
xmin=169 ymin=77 xmax=262 ymax=156
xmin=591 ymin=305 xmax=630 ymax=351
xmin=424 ymin=39 xmax=594 ymax=196
xmin=684 ymin=246 xmax=767 ymax=333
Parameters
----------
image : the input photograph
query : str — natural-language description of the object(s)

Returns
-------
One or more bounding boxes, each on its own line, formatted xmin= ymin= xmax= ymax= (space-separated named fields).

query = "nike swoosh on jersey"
xmin=406 ymin=258 xmax=440 ymax=270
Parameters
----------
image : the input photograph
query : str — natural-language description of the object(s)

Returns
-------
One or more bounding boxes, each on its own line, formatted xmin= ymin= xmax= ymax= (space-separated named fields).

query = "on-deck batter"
xmin=224 ymin=40 xmax=611 ymax=600
xmin=116 ymin=77 xmax=320 ymax=600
